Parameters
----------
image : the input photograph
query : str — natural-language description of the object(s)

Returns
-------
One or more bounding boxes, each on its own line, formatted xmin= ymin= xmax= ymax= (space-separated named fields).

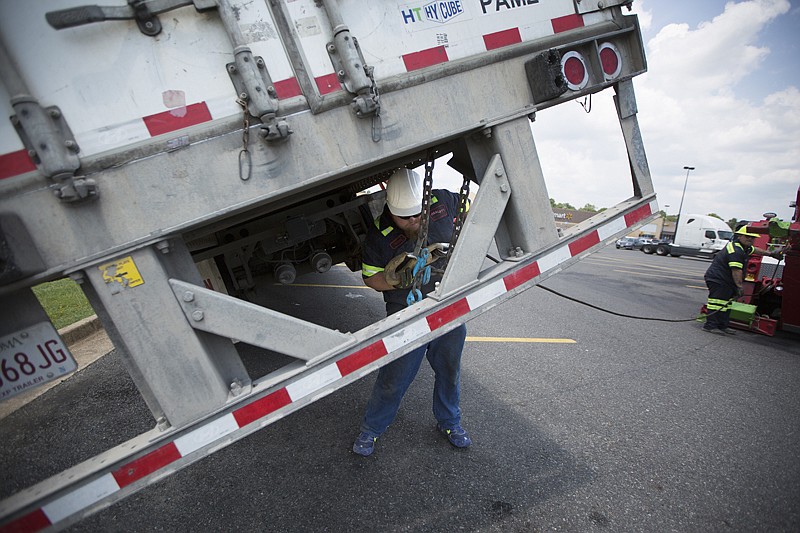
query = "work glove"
xmin=735 ymin=286 xmax=744 ymax=299
xmin=384 ymin=253 xmax=416 ymax=289
xmin=425 ymin=243 xmax=449 ymax=265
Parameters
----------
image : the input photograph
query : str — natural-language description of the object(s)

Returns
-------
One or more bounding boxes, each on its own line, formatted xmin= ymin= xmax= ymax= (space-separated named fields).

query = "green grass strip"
xmin=32 ymin=278 xmax=94 ymax=330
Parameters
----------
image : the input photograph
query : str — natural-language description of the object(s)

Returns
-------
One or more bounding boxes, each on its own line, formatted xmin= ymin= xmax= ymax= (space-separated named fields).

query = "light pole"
xmin=675 ymin=166 xmax=695 ymax=243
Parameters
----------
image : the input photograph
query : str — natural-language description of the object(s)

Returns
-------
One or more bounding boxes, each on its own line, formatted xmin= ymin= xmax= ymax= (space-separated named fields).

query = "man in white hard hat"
xmin=703 ymin=225 xmax=783 ymax=334
xmin=353 ymin=168 xmax=471 ymax=456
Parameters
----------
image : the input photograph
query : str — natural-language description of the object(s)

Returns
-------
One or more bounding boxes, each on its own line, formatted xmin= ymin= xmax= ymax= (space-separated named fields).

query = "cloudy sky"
xmin=531 ymin=0 xmax=799 ymax=224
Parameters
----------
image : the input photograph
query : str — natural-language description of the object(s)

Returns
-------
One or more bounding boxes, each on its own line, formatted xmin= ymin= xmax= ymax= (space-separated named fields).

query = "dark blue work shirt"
xmin=361 ymin=190 xmax=461 ymax=315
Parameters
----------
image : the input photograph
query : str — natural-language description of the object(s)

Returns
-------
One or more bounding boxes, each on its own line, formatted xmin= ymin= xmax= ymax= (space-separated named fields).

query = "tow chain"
xmin=236 ymin=97 xmax=252 ymax=181
xmin=406 ymin=152 xmax=436 ymax=305
xmin=439 ymin=174 xmax=471 ymax=272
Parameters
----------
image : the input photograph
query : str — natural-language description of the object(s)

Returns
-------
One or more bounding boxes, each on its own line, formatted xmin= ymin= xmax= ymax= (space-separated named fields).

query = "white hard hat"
xmin=385 ymin=168 xmax=423 ymax=217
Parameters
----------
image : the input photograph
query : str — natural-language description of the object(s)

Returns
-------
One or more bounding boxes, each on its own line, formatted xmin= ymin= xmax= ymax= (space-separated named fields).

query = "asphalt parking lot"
xmin=2 ymin=245 xmax=799 ymax=532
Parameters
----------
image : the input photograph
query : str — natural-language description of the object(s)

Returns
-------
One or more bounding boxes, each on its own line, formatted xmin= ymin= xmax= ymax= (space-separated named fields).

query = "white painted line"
xmin=75 ymin=119 xmax=151 ymax=157
xmin=383 ymin=318 xmax=431 ymax=352
xmin=205 ymin=96 xmax=240 ymax=120
xmin=174 ymin=413 xmax=239 ymax=456
xmin=538 ymin=245 xmax=572 ymax=273
xmin=466 ymin=279 xmax=507 ymax=310
xmin=597 ymin=216 xmax=627 ymax=241
xmin=42 ymin=473 xmax=120 ymax=523
xmin=286 ymin=363 xmax=342 ymax=402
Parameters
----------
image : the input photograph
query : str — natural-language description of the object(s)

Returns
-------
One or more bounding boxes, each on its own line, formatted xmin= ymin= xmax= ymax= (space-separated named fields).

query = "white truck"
xmin=0 ymin=0 xmax=657 ymax=528
xmin=643 ymin=214 xmax=733 ymax=258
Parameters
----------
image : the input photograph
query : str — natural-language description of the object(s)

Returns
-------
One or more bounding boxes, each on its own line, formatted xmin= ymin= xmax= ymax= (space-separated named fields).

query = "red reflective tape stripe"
xmin=402 ymin=46 xmax=449 ymax=71
xmin=336 ymin=341 xmax=388 ymax=376
xmin=112 ymin=442 xmax=182 ymax=488
xmin=503 ymin=261 xmax=541 ymax=291
xmin=273 ymin=77 xmax=302 ymax=99
xmin=315 ymin=73 xmax=341 ymax=95
xmin=483 ymin=28 xmax=522 ymax=51
xmin=232 ymin=388 xmax=292 ymax=427
xmin=0 ymin=150 xmax=36 ymax=180
xmin=624 ymin=204 xmax=653 ymax=227
xmin=0 ymin=509 xmax=51 ymax=533
xmin=551 ymin=14 xmax=584 ymax=34
xmin=427 ymin=299 xmax=471 ymax=330
xmin=569 ymin=231 xmax=600 ymax=256
xmin=142 ymin=102 xmax=212 ymax=137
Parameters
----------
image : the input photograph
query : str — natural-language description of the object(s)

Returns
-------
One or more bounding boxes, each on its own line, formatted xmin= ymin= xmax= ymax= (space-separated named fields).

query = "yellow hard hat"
xmin=735 ymin=226 xmax=759 ymax=238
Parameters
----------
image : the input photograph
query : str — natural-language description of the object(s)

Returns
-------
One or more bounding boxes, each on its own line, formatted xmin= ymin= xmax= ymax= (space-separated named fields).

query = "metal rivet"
xmin=192 ymin=310 xmax=204 ymax=321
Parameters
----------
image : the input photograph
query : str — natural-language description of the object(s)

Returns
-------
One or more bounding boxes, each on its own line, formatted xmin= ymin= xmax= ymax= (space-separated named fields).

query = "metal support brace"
xmin=434 ymin=154 xmax=511 ymax=298
xmin=614 ymin=79 xmax=654 ymax=198
xmin=79 ymin=239 xmax=251 ymax=429
xmin=217 ymin=0 xmax=291 ymax=141
xmin=461 ymin=118 xmax=559 ymax=260
xmin=169 ymin=280 xmax=357 ymax=365
xmin=0 ymin=40 xmax=95 ymax=202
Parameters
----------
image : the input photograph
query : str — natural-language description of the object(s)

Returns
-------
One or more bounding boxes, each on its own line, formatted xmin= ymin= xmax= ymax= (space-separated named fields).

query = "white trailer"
xmin=645 ymin=214 xmax=734 ymax=258
xmin=0 ymin=0 xmax=657 ymax=528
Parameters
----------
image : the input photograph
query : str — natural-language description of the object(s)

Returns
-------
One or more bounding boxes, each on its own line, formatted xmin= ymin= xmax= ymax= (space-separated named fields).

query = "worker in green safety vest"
xmin=702 ymin=226 xmax=784 ymax=334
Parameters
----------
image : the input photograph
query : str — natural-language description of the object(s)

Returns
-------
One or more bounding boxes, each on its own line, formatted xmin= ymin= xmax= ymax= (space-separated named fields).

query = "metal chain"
xmin=369 ymin=67 xmax=382 ymax=143
xmin=413 ymin=153 xmax=435 ymax=257
xmin=236 ymin=97 xmax=252 ymax=181
xmin=440 ymin=173 xmax=471 ymax=271
xmin=408 ymin=152 xmax=436 ymax=301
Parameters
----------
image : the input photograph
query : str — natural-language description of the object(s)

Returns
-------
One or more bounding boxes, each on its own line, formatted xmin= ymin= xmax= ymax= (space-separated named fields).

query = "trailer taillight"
xmin=561 ymin=51 xmax=589 ymax=91
xmin=599 ymin=42 xmax=622 ymax=80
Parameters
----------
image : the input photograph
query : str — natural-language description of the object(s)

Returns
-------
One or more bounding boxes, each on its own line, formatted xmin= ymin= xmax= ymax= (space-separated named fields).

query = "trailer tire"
xmin=642 ymin=244 xmax=654 ymax=254
xmin=656 ymin=245 xmax=669 ymax=256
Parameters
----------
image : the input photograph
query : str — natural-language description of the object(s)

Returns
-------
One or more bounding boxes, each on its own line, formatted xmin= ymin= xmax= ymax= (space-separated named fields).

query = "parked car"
xmin=616 ymin=237 xmax=636 ymax=249
xmin=632 ymin=237 xmax=656 ymax=250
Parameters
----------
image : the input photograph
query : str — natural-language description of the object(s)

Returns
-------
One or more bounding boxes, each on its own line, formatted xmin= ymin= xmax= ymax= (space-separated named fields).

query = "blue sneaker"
xmin=438 ymin=424 xmax=472 ymax=448
xmin=352 ymin=432 xmax=377 ymax=456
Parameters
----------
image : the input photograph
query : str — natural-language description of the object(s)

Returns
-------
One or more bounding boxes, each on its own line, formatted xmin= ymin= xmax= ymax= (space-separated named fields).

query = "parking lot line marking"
xmin=585 ymin=257 xmax=707 ymax=276
xmin=612 ymin=268 xmax=704 ymax=281
xmin=687 ymin=285 xmax=706 ymax=290
xmin=276 ymin=283 xmax=372 ymax=289
xmin=466 ymin=336 xmax=576 ymax=344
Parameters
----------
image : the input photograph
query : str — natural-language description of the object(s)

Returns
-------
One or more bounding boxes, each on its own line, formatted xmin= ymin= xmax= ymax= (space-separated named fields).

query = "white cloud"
xmin=533 ymin=0 xmax=798 ymax=223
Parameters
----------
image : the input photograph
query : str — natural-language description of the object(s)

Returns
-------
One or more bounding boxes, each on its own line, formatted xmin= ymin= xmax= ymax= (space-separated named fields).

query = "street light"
xmin=675 ymin=166 xmax=695 ymax=243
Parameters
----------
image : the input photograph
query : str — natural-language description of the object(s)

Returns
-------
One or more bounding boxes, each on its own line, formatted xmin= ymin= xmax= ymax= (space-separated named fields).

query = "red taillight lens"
xmin=598 ymin=42 xmax=622 ymax=80
xmin=561 ymin=51 xmax=588 ymax=90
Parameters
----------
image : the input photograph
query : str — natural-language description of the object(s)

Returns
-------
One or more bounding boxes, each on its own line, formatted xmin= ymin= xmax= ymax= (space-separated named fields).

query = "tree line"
xmin=553 ymin=200 xmax=738 ymax=230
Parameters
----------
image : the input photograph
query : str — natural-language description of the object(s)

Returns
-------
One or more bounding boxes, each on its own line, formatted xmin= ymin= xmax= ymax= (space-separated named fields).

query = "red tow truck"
xmin=718 ymin=186 xmax=800 ymax=336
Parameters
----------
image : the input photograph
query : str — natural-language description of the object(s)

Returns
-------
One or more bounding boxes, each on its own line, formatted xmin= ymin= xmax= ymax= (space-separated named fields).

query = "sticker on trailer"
xmin=99 ymin=256 xmax=144 ymax=293
xmin=0 ymin=322 xmax=78 ymax=401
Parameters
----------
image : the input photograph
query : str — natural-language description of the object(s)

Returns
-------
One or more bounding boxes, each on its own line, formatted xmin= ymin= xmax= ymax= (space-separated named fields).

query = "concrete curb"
xmin=59 ymin=315 xmax=103 ymax=346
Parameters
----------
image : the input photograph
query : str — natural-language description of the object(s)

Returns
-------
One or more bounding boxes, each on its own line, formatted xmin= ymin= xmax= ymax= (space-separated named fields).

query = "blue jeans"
xmin=360 ymin=324 xmax=467 ymax=437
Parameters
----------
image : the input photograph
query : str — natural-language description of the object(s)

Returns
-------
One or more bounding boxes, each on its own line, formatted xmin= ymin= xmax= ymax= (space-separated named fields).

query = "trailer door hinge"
xmin=11 ymin=101 xmax=98 ymax=202
xmin=327 ymin=32 xmax=382 ymax=141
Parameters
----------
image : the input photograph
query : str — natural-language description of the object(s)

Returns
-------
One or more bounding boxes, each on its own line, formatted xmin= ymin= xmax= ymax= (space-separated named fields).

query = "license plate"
xmin=0 ymin=322 xmax=78 ymax=401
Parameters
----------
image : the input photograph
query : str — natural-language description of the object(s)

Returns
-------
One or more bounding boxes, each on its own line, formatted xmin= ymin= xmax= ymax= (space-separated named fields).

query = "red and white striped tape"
xmin=0 ymin=15 xmax=584 ymax=180
xmin=0 ymin=199 xmax=654 ymax=532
